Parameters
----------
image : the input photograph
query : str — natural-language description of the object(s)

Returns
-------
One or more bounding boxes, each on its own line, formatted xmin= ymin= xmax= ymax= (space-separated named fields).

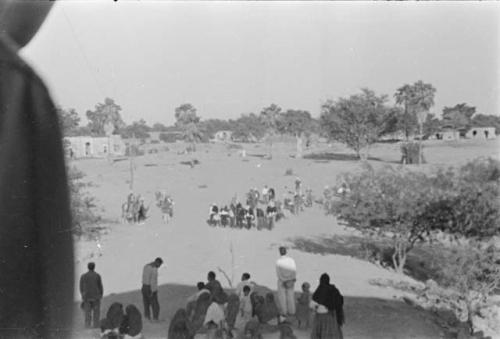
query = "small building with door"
xmin=435 ymin=128 xmax=460 ymax=141
xmin=465 ymin=127 xmax=496 ymax=140
xmin=64 ymin=135 xmax=126 ymax=159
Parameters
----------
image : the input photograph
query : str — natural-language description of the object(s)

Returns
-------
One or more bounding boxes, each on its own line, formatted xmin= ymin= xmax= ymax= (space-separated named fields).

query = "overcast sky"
xmin=21 ymin=1 xmax=499 ymax=125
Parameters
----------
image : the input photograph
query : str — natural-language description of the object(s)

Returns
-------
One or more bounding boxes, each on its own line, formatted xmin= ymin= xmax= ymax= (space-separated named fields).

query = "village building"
xmin=465 ymin=126 xmax=496 ymax=140
xmin=213 ymin=130 xmax=233 ymax=142
xmin=64 ymin=135 xmax=126 ymax=159
xmin=434 ymin=128 xmax=460 ymax=141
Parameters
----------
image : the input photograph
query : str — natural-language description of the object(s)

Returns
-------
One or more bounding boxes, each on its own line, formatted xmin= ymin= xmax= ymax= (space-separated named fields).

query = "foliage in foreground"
xmin=327 ymin=158 xmax=500 ymax=333
xmin=67 ymin=166 xmax=102 ymax=239
xmin=328 ymin=158 xmax=500 ymax=273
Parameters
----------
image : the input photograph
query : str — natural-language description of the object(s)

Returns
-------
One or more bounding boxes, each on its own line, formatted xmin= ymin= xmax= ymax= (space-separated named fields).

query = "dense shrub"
xmin=67 ymin=166 xmax=102 ymax=238
xmin=329 ymin=158 xmax=500 ymax=273
xmin=400 ymin=141 xmax=424 ymax=164
xmin=439 ymin=241 xmax=500 ymax=334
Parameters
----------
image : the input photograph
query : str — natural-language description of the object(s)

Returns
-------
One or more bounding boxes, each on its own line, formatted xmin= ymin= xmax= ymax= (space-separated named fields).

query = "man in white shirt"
xmin=141 ymin=257 xmax=163 ymax=321
xmin=275 ymin=246 xmax=296 ymax=321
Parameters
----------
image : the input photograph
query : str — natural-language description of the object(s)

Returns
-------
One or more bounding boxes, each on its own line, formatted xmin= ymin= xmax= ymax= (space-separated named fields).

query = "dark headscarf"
xmin=168 ymin=308 xmax=191 ymax=339
xmin=121 ymin=304 xmax=142 ymax=336
xmin=312 ymin=273 xmax=345 ymax=326
xmin=106 ymin=302 xmax=125 ymax=329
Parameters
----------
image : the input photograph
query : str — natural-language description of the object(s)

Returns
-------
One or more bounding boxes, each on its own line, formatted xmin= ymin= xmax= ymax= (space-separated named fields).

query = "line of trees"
xmin=57 ymin=82 xmax=500 ymax=158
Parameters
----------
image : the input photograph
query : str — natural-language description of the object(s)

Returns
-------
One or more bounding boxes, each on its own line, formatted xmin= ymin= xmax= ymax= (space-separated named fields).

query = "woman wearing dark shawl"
xmin=100 ymin=302 xmax=125 ymax=338
xmin=119 ymin=304 xmax=143 ymax=338
xmin=168 ymin=308 xmax=191 ymax=339
xmin=310 ymin=273 xmax=344 ymax=339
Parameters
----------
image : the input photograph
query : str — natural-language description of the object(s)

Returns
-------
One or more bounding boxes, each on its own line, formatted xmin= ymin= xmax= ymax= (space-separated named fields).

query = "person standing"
xmin=310 ymin=273 xmax=344 ymax=339
xmin=276 ymin=246 xmax=297 ymax=321
xmin=79 ymin=262 xmax=103 ymax=328
xmin=235 ymin=272 xmax=256 ymax=298
xmin=142 ymin=257 xmax=163 ymax=321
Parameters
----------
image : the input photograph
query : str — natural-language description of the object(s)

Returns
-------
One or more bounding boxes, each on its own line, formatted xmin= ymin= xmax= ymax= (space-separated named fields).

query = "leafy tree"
xmin=231 ymin=113 xmax=266 ymax=142
xmin=379 ymin=106 xmax=404 ymax=136
xmin=320 ymin=88 xmax=390 ymax=159
xmin=394 ymin=81 xmax=436 ymax=139
xmin=86 ymin=98 xmax=125 ymax=136
xmin=119 ymin=119 xmax=151 ymax=140
xmin=422 ymin=113 xmax=441 ymax=137
xmin=442 ymin=103 xmax=476 ymax=130
xmin=425 ymin=158 xmax=500 ymax=238
xmin=174 ymin=103 xmax=202 ymax=151
xmin=151 ymin=122 xmax=169 ymax=132
xmin=330 ymin=158 xmax=500 ymax=274
xmin=175 ymin=103 xmax=199 ymax=125
xmin=332 ymin=164 xmax=436 ymax=273
xmin=278 ymin=109 xmax=313 ymax=158
xmin=259 ymin=104 xmax=282 ymax=158
xmin=471 ymin=114 xmax=500 ymax=134
xmin=198 ymin=118 xmax=233 ymax=140
xmin=56 ymin=107 xmax=81 ymax=136
xmin=67 ymin=165 xmax=102 ymax=238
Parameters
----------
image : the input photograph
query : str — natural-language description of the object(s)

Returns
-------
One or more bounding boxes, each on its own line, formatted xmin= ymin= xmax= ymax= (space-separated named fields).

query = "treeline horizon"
xmin=58 ymin=81 xmax=500 ymax=145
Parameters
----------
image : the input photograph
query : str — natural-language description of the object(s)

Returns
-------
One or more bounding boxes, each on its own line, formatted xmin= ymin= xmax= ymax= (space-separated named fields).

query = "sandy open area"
xmin=70 ymin=139 xmax=500 ymax=338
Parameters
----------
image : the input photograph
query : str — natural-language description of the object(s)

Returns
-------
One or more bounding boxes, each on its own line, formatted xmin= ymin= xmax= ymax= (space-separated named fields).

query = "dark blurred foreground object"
xmin=0 ymin=1 xmax=74 ymax=337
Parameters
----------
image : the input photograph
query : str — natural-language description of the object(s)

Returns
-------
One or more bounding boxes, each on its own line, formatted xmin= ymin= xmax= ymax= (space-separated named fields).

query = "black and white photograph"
xmin=0 ymin=1 xmax=499 ymax=338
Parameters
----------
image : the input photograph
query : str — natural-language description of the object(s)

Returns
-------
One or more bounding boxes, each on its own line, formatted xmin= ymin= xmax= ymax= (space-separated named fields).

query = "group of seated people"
xmin=97 ymin=269 xmax=344 ymax=339
xmin=169 ymin=271 xmax=344 ymax=339
xmin=99 ymin=303 xmax=143 ymax=339
xmin=208 ymin=180 xmax=316 ymax=230
xmin=169 ymin=271 xmax=284 ymax=339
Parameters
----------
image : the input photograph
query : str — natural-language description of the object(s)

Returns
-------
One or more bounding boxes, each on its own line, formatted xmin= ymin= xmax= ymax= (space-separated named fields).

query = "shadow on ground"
xmin=289 ymin=234 xmax=445 ymax=284
xmin=71 ymin=282 xmax=446 ymax=339
xmin=303 ymin=152 xmax=382 ymax=162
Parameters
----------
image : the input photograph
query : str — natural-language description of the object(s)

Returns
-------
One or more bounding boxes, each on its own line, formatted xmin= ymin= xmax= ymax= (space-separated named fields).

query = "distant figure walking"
xmin=141 ymin=257 xmax=163 ymax=321
xmin=79 ymin=262 xmax=103 ymax=328
xmin=310 ymin=273 xmax=344 ymax=339
xmin=276 ymin=246 xmax=296 ymax=321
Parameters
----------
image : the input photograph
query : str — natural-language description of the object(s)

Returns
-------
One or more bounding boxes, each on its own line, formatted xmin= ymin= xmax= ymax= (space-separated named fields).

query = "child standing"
xmin=235 ymin=285 xmax=253 ymax=336
xmin=296 ymin=282 xmax=311 ymax=329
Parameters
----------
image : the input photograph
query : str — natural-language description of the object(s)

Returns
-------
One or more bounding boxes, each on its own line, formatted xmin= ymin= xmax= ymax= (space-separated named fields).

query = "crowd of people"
xmin=79 ymin=247 xmax=345 ymax=339
xmin=155 ymin=190 xmax=175 ymax=223
xmin=208 ymin=178 xmax=315 ymax=231
xmin=121 ymin=193 xmax=150 ymax=224
xmin=121 ymin=191 xmax=175 ymax=224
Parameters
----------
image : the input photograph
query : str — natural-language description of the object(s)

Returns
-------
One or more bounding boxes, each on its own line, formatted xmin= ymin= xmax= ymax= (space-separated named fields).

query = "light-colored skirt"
xmin=310 ymin=311 xmax=343 ymax=339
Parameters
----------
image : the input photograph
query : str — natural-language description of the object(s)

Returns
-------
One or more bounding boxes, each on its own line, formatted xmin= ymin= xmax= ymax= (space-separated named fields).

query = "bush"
xmin=329 ymin=158 xmax=500 ymax=273
xmin=440 ymin=241 xmax=500 ymax=334
xmin=285 ymin=168 xmax=293 ymax=176
xmin=400 ymin=141 xmax=424 ymax=164
xmin=67 ymin=166 xmax=102 ymax=238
